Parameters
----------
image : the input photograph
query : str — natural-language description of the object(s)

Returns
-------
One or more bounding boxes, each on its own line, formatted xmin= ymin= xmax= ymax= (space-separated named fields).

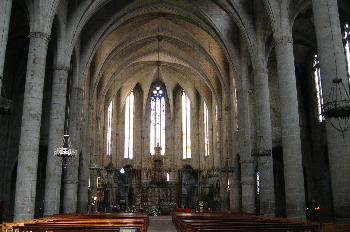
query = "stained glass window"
xmin=313 ymin=54 xmax=324 ymax=122
xmin=256 ymin=172 xmax=260 ymax=195
xmin=204 ymin=101 xmax=210 ymax=157
xmin=182 ymin=91 xmax=191 ymax=159
xmin=150 ymin=86 xmax=166 ymax=155
xmin=343 ymin=23 xmax=350 ymax=82
xmin=106 ymin=101 xmax=112 ymax=156
xmin=234 ymin=88 xmax=238 ymax=130
xmin=124 ymin=91 xmax=134 ymax=159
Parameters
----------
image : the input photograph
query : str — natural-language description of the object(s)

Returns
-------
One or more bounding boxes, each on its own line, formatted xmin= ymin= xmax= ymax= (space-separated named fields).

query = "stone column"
xmin=230 ymin=160 xmax=241 ymax=212
xmin=274 ymin=35 xmax=305 ymax=219
xmin=253 ymin=66 xmax=275 ymax=216
xmin=44 ymin=65 xmax=70 ymax=216
xmin=237 ymin=88 xmax=255 ymax=210
xmin=237 ymin=44 xmax=255 ymax=214
xmin=240 ymin=160 xmax=255 ymax=213
xmin=63 ymin=86 xmax=83 ymax=214
xmin=312 ymin=0 xmax=350 ymax=219
xmin=14 ymin=32 xmax=50 ymax=221
xmin=0 ymin=0 xmax=12 ymax=93
xmin=78 ymin=101 xmax=91 ymax=213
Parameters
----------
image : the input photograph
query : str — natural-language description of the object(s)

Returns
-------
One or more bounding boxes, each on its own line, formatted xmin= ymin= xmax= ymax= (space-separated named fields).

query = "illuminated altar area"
xmin=86 ymin=82 xmax=236 ymax=215
xmin=88 ymin=142 xmax=233 ymax=215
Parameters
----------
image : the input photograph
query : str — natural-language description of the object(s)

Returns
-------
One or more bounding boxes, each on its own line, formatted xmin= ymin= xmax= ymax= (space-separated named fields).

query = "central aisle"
xmin=148 ymin=216 xmax=177 ymax=232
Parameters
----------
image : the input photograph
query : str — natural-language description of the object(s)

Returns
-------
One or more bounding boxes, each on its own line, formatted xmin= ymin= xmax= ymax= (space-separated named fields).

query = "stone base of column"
xmin=63 ymin=182 xmax=78 ymax=214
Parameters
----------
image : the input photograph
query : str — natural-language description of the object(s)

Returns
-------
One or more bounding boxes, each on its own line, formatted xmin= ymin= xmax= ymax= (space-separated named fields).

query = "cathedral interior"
xmin=0 ymin=0 xmax=350 ymax=226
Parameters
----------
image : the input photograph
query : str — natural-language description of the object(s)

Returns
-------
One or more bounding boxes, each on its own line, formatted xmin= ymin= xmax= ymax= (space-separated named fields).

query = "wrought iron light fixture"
xmin=54 ymin=134 xmax=77 ymax=168
xmin=156 ymin=26 xmax=162 ymax=81
xmin=0 ymin=96 xmax=12 ymax=115
xmin=322 ymin=78 xmax=350 ymax=135
xmin=89 ymin=160 xmax=103 ymax=172
xmin=251 ymin=135 xmax=271 ymax=157
xmin=321 ymin=3 xmax=350 ymax=136
xmin=218 ymin=157 xmax=234 ymax=174
xmin=0 ymin=84 xmax=12 ymax=115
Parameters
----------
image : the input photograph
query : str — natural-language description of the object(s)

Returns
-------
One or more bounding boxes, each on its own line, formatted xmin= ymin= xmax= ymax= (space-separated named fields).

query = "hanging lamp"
xmin=0 ymin=84 xmax=12 ymax=115
xmin=321 ymin=2 xmax=350 ymax=136
xmin=251 ymin=134 xmax=271 ymax=157
xmin=54 ymin=134 xmax=77 ymax=168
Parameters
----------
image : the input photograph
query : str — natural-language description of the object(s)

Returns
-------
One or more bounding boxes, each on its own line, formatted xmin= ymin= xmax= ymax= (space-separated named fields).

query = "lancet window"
xmin=124 ymin=91 xmax=134 ymax=159
xmin=182 ymin=91 xmax=191 ymax=159
xmin=204 ymin=101 xmax=210 ymax=157
xmin=313 ymin=54 xmax=324 ymax=122
xmin=106 ymin=101 xmax=112 ymax=156
xmin=150 ymin=86 xmax=166 ymax=155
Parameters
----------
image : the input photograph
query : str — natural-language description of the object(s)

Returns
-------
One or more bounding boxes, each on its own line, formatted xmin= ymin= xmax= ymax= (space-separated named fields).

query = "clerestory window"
xmin=204 ymin=101 xmax=210 ymax=157
xmin=106 ymin=101 xmax=112 ymax=156
xmin=124 ymin=91 xmax=134 ymax=159
xmin=343 ymin=23 xmax=350 ymax=83
xmin=182 ymin=91 xmax=191 ymax=159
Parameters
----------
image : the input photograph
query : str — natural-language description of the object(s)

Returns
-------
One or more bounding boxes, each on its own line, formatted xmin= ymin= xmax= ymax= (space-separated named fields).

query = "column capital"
xmin=273 ymin=35 xmax=293 ymax=47
xmin=53 ymin=65 xmax=70 ymax=72
xmin=28 ymin=32 xmax=51 ymax=42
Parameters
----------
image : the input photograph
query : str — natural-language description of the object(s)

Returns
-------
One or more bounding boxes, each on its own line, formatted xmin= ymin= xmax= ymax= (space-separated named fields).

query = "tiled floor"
xmin=148 ymin=216 xmax=177 ymax=232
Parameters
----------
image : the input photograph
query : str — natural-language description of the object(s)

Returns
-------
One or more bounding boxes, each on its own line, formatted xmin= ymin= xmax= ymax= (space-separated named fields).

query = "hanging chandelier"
xmin=251 ymin=135 xmax=271 ymax=157
xmin=322 ymin=78 xmax=350 ymax=135
xmin=320 ymin=2 xmax=350 ymax=136
xmin=54 ymin=134 xmax=77 ymax=168
xmin=88 ymin=161 xmax=103 ymax=172
xmin=0 ymin=84 xmax=12 ymax=115
xmin=0 ymin=96 xmax=12 ymax=115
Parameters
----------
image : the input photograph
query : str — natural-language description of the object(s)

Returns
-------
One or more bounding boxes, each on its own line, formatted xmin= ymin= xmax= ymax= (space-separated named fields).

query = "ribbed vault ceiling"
xmin=69 ymin=0 xmax=243 ymax=112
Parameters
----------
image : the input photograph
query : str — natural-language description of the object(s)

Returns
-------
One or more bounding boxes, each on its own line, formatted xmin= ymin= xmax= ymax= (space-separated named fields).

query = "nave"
xmin=1 ymin=0 xmax=350 ymax=228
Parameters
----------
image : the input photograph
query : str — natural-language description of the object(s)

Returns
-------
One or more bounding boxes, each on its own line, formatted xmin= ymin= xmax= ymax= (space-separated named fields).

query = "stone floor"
xmin=148 ymin=216 xmax=177 ymax=232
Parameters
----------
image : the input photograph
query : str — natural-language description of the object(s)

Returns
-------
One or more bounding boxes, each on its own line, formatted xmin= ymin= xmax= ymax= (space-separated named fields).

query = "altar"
xmin=90 ymin=144 xmax=224 ymax=214
xmin=139 ymin=144 xmax=178 ymax=214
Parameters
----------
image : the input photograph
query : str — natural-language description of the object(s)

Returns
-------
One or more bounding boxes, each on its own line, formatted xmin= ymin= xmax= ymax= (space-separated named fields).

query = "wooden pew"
xmin=14 ymin=219 xmax=146 ymax=232
xmin=4 ymin=213 xmax=148 ymax=232
xmin=172 ymin=212 xmax=319 ymax=232
xmin=44 ymin=213 xmax=149 ymax=228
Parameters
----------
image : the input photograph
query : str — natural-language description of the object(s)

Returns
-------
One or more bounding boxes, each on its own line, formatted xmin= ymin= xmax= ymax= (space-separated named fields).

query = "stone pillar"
xmin=63 ymin=86 xmax=83 ymax=214
xmin=78 ymin=102 xmax=91 ymax=213
xmin=274 ymin=35 xmax=305 ymax=219
xmin=253 ymin=66 xmax=275 ymax=216
xmin=44 ymin=65 xmax=70 ymax=216
xmin=0 ymin=0 xmax=12 ymax=93
xmin=230 ymin=159 xmax=241 ymax=212
xmin=237 ymin=43 xmax=255 ymax=214
xmin=312 ymin=0 xmax=350 ymax=219
xmin=14 ymin=32 xmax=50 ymax=221
xmin=240 ymin=160 xmax=255 ymax=213
xmin=63 ymin=158 xmax=79 ymax=213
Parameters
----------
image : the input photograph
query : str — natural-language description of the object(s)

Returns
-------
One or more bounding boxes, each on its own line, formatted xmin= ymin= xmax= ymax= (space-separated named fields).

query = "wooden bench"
xmin=173 ymin=212 xmax=319 ymax=232
xmin=14 ymin=219 xmax=145 ymax=232
xmin=3 ymin=213 xmax=148 ymax=232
